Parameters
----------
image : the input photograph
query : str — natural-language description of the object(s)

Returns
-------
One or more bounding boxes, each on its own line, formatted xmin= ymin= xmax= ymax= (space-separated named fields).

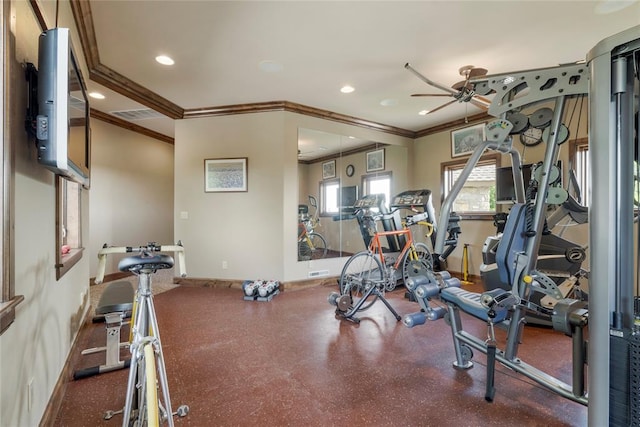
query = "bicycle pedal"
xmin=173 ymin=404 xmax=190 ymax=418
xmin=336 ymin=295 xmax=351 ymax=312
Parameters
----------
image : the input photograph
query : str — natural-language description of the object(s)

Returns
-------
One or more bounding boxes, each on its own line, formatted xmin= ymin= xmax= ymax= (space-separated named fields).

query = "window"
xmin=363 ymin=172 xmax=391 ymax=210
xmin=320 ymin=179 xmax=340 ymax=216
xmin=570 ymin=139 xmax=589 ymax=206
xmin=441 ymin=154 xmax=500 ymax=219
xmin=56 ymin=176 xmax=84 ymax=279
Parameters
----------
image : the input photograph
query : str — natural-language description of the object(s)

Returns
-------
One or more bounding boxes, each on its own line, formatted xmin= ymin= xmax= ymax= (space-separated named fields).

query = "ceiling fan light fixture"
xmin=155 ymin=55 xmax=175 ymax=66
xmin=340 ymin=85 xmax=355 ymax=94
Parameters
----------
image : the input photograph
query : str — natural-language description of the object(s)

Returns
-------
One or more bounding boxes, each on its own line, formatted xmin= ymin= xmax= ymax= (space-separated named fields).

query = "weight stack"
xmin=610 ymin=332 xmax=631 ymax=427
xmin=610 ymin=329 xmax=640 ymax=427
xmin=631 ymin=332 xmax=640 ymax=427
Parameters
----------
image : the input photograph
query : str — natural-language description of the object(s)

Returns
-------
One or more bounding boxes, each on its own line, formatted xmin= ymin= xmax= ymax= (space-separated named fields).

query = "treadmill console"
xmin=391 ymin=189 xmax=433 ymax=209
xmin=354 ymin=193 xmax=386 ymax=210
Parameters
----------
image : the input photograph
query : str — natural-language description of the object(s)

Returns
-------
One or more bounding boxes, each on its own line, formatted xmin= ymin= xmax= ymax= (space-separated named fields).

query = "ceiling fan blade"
xmin=426 ymin=99 xmax=457 ymax=115
xmin=474 ymin=94 xmax=493 ymax=105
xmin=405 ymin=63 xmax=459 ymax=96
xmin=411 ymin=93 xmax=452 ymax=97
xmin=469 ymin=96 xmax=490 ymax=110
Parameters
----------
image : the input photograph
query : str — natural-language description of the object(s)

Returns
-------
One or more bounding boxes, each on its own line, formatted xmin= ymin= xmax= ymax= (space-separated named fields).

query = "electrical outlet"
xmin=222 ymin=260 xmax=228 ymax=269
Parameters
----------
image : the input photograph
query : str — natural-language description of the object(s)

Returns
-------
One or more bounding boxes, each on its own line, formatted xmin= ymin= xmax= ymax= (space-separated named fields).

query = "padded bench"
xmin=74 ymin=281 xmax=134 ymax=380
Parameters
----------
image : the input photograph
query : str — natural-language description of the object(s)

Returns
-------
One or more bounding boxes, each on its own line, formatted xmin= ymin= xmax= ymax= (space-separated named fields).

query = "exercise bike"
xmin=95 ymin=242 xmax=189 ymax=426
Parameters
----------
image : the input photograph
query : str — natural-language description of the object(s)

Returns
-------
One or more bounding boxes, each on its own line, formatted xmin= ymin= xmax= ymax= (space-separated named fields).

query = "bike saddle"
xmin=118 ymin=253 xmax=174 ymax=273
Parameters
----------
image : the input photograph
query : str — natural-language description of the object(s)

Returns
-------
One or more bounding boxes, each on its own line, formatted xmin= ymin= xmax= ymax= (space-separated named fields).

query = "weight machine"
xmin=404 ymin=26 xmax=640 ymax=423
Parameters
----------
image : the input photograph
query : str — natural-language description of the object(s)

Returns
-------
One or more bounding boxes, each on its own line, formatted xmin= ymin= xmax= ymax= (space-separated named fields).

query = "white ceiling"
xmin=84 ymin=1 xmax=640 ymax=142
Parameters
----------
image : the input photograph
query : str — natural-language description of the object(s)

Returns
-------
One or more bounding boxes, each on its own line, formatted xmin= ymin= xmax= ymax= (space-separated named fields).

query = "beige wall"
xmin=88 ymin=120 xmax=175 ymax=276
xmin=0 ymin=1 xmax=90 ymax=425
xmin=174 ymin=112 xmax=413 ymax=281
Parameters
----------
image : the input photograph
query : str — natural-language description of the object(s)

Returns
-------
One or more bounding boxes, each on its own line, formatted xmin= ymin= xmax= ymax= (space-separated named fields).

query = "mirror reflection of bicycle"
xmin=298 ymin=195 xmax=328 ymax=261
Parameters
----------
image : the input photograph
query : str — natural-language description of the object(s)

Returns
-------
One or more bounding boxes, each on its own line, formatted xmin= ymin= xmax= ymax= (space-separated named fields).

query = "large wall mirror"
xmin=297 ymin=128 xmax=409 ymax=262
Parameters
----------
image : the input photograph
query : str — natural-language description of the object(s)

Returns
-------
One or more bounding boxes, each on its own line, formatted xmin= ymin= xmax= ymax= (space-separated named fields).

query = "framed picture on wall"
xmin=322 ymin=160 xmax=336 ymax=179
xmin=204 ymin=158 xmax=248 ymax=192
xmin=366 ymin=148 xmax=385 ymax=172
xmin=451 ymin=123 xmax=486 ymax=157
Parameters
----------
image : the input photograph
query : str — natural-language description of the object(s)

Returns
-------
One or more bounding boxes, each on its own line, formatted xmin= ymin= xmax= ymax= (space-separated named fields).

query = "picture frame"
xmin=451 ymin=123 xmax=486 ymax=157
xmin=322 ymin=160 xmax=336 ymax=179
xmin=204 ymin=157 xmax=248 ymax=192
xmin=366 ymin=148 xmax=385 ymax=172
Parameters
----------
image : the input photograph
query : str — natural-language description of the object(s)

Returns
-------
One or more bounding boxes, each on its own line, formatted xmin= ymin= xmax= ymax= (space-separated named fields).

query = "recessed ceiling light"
xmin=594 ymin=0 xmax=638 ymax=14
xmin=259 ymin=60 xmax=283 ymax=72
xmin=89 ymin=92 xmax=105 ymax=100
xmin=419 ymin=110 xmax=430 ymax=115
xmin=340 ymin=85 xmax=355 ymax=94
xmin=380 ymin=98 xmax=398 ymax=107
xmin=155 ymin=55 xmax=174 ymax=65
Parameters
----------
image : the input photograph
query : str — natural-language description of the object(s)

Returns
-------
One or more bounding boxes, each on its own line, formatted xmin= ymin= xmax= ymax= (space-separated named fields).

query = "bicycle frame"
xmin=297 ymin=220 xmax=317 ymax=250
xmin=367 ymin=219 xmax=431 ymax=274
xmin=95 ymin=242 xmax=188 ymax=426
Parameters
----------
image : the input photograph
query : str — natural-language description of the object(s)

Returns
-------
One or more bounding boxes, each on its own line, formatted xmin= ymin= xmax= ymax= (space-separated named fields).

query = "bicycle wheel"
xmin=308 ymin=233 xmax=327 ymax=259
xmin=298 ymin=238 xmax=311 ymax=261
xmin=339 ymin=251 xmax=384 ymax=311
xmin=402 ymin=242 xmax=434 ymax=288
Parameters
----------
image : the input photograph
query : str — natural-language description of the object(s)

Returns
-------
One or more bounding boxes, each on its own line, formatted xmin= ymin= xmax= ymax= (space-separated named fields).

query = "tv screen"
xmin=495 ymin=164 xmax=533 ymax=203
xmin=36 ymin=28 xmax=90 ymax=187
xmin=340 ymin=185 xmax=358 ymax=208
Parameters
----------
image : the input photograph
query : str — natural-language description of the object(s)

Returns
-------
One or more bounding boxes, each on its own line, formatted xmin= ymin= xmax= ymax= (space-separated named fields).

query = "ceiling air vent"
xmin=110 ymin=108 xmax=164 ymax=121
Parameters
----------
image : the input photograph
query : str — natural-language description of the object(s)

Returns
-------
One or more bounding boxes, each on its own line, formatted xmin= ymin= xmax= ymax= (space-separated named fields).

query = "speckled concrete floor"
xmin=55 ymin=282 xmax=587 ymax=426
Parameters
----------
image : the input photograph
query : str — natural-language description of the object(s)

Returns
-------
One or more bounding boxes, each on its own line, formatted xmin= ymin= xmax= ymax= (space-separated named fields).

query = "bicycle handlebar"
xmin=95 ymin=241 xmax=187 ymax=284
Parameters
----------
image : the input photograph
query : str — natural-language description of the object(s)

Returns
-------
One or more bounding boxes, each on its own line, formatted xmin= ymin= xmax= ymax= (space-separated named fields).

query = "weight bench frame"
xmin=74 ymin=281 xmax=134 ymax=380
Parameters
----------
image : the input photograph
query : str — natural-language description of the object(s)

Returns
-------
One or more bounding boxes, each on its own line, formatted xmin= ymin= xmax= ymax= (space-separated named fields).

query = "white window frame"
xmin=319 ymin=178 xmax=340 ymax=216
xmin=441 ymin=154 xmax=500 ymax=220
xmin=362 ymin=172 xmax=392 ymax=211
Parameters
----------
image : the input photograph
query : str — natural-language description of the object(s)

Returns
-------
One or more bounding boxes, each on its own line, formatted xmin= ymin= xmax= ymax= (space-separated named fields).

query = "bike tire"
xmin=402 ymin=242 xmax=434 ymax=288
xmin=298 ymin=238 xmax=312 ymax=261
xmin=308 ymin=233 xmax=328 ymax=259
xmin=339 ymin=251 xmax=384 ymax=311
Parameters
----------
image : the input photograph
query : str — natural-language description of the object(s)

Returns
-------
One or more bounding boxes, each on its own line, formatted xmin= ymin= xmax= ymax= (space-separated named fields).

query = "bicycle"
xmin=95 ymin=242 xmax=189 ymax=426
xmin=329 ymin=210 xmax=434 ymax=322
xmin=298 ymin=195 xmax=328 ymax=260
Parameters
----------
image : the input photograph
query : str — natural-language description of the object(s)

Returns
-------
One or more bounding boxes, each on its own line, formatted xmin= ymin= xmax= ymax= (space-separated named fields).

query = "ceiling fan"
xmin=405 ymin=63 xmax=492 ymax=115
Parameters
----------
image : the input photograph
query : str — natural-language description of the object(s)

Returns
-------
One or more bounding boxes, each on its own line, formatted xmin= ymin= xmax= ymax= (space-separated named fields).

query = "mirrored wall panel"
xmin=297 ymin=128 xmax=409 ymax=262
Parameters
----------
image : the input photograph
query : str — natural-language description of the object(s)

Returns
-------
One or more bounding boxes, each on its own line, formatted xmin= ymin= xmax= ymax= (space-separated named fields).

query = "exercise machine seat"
xmin=440 ymin=287 xmax=508 ymax=323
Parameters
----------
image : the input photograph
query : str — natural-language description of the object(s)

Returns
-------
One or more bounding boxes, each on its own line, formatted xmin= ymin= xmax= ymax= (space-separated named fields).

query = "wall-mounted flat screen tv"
xmin=340 ymin=185 xmax=359 ymax=208
xmin=36 ymin=28 xmax=90 ymax=187
xmin=495 ymin=164 xmax=533 ymax=203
